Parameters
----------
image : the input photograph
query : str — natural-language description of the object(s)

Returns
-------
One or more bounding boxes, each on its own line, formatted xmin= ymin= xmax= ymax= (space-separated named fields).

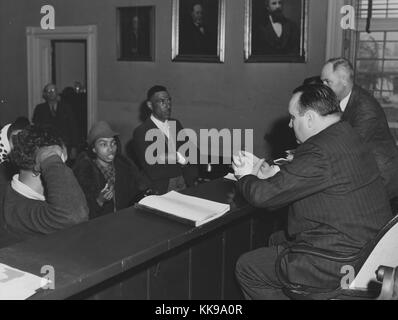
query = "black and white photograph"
xmin=0 ymin=0 xmax=398 ymax=303
xmin=245 ymin=0 xmax=307 ymax=62
xmin=117 ymin=6 xmax=155 ymax=61
xmin=172 ymin=0 xmax=225 ymax=62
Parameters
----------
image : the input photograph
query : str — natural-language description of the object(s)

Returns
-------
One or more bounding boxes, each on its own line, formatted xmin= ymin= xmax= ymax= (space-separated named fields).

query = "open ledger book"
xmin=137 ymin=191 xmax=230 ymax=227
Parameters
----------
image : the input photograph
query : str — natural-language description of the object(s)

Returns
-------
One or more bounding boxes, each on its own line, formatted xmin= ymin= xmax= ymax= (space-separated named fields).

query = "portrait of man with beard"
xmin=252 ymin=0 xmax=301 ymax=56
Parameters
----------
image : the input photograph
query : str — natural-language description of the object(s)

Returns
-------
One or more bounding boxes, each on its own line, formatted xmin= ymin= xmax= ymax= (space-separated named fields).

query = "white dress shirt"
xmin=150 ymin=115 xmax=187 ymax=165
xmin=269 ymin=16 xmax=282 ymax=38
xmin=340 ymin=91 xmax=352 ymax=112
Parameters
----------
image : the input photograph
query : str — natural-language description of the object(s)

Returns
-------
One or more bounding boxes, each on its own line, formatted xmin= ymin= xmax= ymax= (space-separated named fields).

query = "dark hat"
xmin=87 ymin=121 xmax=119 ymax=145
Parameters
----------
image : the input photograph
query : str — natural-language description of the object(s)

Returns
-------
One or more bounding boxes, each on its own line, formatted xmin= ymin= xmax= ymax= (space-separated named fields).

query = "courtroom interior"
xmin=0 ymin=0 xmax=397 ymax=300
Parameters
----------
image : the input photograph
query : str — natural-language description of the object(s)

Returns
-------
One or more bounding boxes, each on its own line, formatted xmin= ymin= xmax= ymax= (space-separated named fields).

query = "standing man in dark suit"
xmin=233 ymin=84 xmax=392 ymax=299
xmin=180 ymin=2 xmax=217 ymax=55
xmin=321 ymin=57 xmax=398 ymax=209
xmin=132 ymin=85 xmax=198 ymax=194
xmin=32 ymin=83 xmax=79 ymax=161
xmin=252 ymin=0 xmax=300 ymax=55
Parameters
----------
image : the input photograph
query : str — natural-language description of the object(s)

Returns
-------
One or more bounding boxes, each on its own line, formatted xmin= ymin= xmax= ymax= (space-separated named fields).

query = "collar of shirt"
xmin=11 ymin=174 xmax=45 ymax=201
xmin=340 ymin=91 xmax=352 ymax=112
xmin=150 ymin=115 xmax=187 ymax=165
xmin=151 ymin=114 xmax=170 ymax=138
xmin=268 ymin=15 xmax=282 ymax=38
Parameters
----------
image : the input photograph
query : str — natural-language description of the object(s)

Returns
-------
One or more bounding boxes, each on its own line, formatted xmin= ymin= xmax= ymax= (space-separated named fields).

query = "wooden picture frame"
xmin=117 ymin=6 xmax=155 ymax=61
xmin=172 ymin=0 xmax=226 ymax=63
xmin=244 ymin=0 xmax=308 ymax=63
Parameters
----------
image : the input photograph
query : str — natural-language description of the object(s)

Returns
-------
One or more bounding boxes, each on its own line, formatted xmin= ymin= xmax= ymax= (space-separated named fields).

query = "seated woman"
xmin=0 ymin=125 xmax=89 ymax=248
xmin=73 ymin=121 xmax=152 ymax=219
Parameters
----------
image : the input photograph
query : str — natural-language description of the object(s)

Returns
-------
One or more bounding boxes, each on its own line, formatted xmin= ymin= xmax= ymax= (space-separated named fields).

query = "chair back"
xmin=349 ymin=215 xmax=398 ymax=290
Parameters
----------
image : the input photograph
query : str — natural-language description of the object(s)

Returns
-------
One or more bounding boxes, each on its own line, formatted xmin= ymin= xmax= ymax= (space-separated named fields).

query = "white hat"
xmin=0 ymin=124 xmax=11 ymax=164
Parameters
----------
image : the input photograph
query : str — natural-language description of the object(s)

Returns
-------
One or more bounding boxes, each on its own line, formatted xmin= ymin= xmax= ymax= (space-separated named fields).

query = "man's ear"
xmin=146 ymin=101 xmax=153 ymax=111
xmin=306 ymin=110 xmax=316 ymax=128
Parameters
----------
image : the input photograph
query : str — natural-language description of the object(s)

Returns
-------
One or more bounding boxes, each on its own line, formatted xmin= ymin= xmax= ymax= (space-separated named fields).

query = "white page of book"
xmin=0 ymin=263 xmax=49 ymax=300
xmin=139 ymin=191 xmax=230 ymax=223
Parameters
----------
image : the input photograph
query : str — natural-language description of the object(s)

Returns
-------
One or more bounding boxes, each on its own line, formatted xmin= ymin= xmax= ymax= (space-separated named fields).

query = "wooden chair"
xmin=275 ymin=214 xmax=398 ymax=300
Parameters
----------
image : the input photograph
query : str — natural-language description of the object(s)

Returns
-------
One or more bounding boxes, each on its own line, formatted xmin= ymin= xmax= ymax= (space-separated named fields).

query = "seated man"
xmin=233 ymin=84 xmax=392 ymax=299
xmin=132 ymin=85 xmax=198 ymax=194
xmin=0 ymin=125 xmax=89 ymax=248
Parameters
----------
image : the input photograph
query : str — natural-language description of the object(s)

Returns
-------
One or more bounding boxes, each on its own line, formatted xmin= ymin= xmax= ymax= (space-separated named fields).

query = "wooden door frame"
xmin=26 ymin=25 xmax=98 ymax=133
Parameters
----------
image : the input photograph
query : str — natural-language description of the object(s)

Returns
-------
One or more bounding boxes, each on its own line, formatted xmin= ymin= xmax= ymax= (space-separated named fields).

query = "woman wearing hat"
xmin=73 ymin=121 xmax=152 ymax=219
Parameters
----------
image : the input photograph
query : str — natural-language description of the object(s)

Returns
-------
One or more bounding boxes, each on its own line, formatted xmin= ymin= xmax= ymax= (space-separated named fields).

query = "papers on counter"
xmin=0 ymin=263 xmax=49 ymax=300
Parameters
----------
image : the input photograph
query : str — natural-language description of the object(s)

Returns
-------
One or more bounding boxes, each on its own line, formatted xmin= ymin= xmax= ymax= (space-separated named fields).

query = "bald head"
xmin=321 ymin=58 xmax=354 ymax=101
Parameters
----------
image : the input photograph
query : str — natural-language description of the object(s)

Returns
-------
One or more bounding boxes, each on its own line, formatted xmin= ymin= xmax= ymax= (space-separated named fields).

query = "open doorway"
xmin=52 ymin=39 xmax=88 ymax=146
xmin=26 ymin=25 xmax=98 ymax=144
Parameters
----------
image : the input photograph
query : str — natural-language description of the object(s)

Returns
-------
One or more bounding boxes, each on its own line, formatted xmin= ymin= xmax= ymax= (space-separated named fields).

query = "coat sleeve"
xmin=72 ymin=157 xmax=105 ymax=219
xmin=32 ymin=104 xmax=42 ymax=125
xmin=236 ymin=142 xmax=331 ymax=210
xmin=18 ymin=155 xmax=89 ymax=233
xmin=349 ymin=93 xmax=383 ymax=144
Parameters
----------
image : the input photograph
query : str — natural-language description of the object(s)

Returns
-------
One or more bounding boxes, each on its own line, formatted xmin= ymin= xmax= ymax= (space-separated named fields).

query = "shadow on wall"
xmin=125 ymin=100 xmax=150 ymax=167
xmin=264 ymin=116 xmax=298 ymax=160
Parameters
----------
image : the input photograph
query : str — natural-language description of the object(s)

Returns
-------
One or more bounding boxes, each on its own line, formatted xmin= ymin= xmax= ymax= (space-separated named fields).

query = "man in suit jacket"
xmin=32 ymin=83 xmax=79 ymax=161
xmin=132 ymin=85 xmax=198 ymax=194
xmin=179 ymin=2 xmax=217 ymax=55
xmin=321 ymin=57 xmax=398 ymax=208
xmin=252 ymin=0 xmax=300 ymax=55
xmin=233 ymin=84 xmax=392 ymax=299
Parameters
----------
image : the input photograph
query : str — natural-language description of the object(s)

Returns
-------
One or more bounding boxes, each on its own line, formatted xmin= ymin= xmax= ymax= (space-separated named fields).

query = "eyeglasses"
xmin=156 ymin=98 xmax=172 ymax=105
xmin=45 ymin=88 xmax=57 ymax=93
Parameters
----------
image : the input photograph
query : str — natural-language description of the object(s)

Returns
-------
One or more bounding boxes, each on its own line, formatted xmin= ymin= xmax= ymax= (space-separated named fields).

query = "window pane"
xmin=359 ymin=0 xmax=398 ymax=18
xmin=356 ymin=59 xmax=383 ymax=73
xmin=358 ymin=41 xmax=385 ymax=58
xmin=384 ymin=60 xmax=398 ymax=72
xmin=387 ymin=32 xmax=398 ymax=41
xmin=356 ymin=73 xmax=383 ymax=92
xmin=360 ymin=32 xmax=384 ymax=41
xmin=385 ymin=42 xmax=398 ymax=58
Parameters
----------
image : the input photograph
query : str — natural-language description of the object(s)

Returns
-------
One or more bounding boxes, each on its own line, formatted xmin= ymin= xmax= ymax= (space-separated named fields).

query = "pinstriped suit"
xmin=343 ymin=85 xmax=398 ymax=201
xmin=236 ymin=121 xmax=392 ymax=294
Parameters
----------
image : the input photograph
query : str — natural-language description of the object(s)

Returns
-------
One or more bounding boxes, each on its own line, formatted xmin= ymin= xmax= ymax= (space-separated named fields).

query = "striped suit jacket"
xmin=343 ymin=85 xmax=398 ymax=200
xmin=237 ymin=121 xmax=392 ymax=288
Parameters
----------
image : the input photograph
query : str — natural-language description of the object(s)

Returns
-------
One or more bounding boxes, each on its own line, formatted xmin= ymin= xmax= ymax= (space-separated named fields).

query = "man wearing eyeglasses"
xmin=131 ymin=85 xmax=198 ymax=194
xmin=32 ymin=83 xmax=79 ymax=162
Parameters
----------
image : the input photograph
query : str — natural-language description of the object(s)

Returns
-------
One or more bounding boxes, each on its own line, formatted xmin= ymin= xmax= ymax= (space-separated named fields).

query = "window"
xmin=355 ymin=0 xmax=398 ymax=103
xmin=359 ymin=0 xmax=398 ymax=18
xmin=354 ymin=0 xmax=398 ymax=142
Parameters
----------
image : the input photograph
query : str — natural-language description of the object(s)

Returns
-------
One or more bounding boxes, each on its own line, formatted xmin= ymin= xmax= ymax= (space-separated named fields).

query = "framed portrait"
xmin=172 ymin=0 xmax=226 ymax=63
xmin=117 ymin=6 xmax=155 ymax=61
xmin=244 ymin=0 xmax=308 ymax=63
